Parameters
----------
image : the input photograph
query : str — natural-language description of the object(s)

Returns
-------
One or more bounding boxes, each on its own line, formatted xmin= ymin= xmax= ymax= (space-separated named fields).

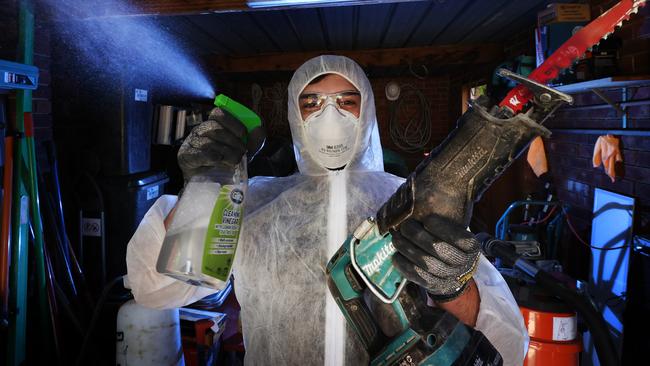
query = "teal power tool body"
xmin=326 ymin=70 xmax=573 ymax=365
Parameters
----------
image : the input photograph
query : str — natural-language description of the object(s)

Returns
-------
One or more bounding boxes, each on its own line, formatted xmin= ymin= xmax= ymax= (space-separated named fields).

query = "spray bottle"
xmin=156 ymin=94 xmax=261 ymax=289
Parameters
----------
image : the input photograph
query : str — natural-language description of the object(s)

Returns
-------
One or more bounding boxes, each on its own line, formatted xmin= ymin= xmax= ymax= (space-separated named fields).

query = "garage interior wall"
xmin=0 ymin=0 xmax=53 ymax=163
xmin=0 ymin=0 xmax=647 ymax=299
xmin=0 ymin=0 xmax=649 ymax=364
xmin=1 ymin=0 xmax=648 ymax=294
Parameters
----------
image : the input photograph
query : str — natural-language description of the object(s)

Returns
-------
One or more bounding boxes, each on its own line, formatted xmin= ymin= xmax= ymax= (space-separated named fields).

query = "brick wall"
xmin=544 ymin=85 xmax=650 ymax=277
xmin=542 ymin=1 xmax=650 ymax=278
xmin=33 ymin=22 xmax=53 ymax=145
xmin=0 ymin=1 xmax=53 ymax=167
xmin=470 ymin=0 xmax=650 ymax=280
xmin=593 ymin=0 xmax=650 ymax=75
xmin=0 ymin=1 xmax=18 ymax=60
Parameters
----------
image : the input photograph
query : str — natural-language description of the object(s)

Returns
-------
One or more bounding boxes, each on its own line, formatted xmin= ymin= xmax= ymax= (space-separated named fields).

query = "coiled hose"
xmin=388 ymin=84 xmax=432 ymax=153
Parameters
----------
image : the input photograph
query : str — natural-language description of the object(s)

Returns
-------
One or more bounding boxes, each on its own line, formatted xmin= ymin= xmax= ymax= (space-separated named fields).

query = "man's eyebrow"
xmin=298 ymin=93 xmax=318 ymax=99
xmin=337 ymin=90 xmax=361 ymax=96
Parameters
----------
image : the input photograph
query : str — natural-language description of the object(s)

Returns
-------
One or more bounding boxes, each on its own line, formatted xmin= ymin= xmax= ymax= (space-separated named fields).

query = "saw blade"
xmin=500 ymin=0 xmax=647 ymax=113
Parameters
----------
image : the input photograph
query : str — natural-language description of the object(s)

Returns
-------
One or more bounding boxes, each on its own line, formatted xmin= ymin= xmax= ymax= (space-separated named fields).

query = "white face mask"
xmin=303 ymin=102 xmax=359 ymax=170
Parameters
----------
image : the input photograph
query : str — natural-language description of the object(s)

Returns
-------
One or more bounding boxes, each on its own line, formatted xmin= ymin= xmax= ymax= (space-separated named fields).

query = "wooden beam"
xmin=128 ymin=0 xmax=248 ymax=16
xmin=39 ymin=0 xmax=249 ymax=20
xmin=209 ymin=44 xmax=504 ymax=73
xmin=65 ymin=0 xmax=424 ymax=18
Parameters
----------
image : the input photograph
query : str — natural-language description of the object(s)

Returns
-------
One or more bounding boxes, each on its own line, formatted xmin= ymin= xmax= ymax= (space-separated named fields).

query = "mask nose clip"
xmin=305 ymin=98 xmax=345 ymax=124
xmin=322 ymin=97 xmax=338 ymax=109
xmin=322 ymin=98 xmax=347 ymax=116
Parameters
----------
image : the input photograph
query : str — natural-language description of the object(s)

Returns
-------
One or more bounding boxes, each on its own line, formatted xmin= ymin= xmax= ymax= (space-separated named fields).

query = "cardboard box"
xmin=538 ymin=3 xmax=591 ymax=26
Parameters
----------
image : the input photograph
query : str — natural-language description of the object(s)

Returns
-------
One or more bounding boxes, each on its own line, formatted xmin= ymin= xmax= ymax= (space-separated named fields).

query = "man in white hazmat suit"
xmin=125 ymin=55 xmax=529 ymax=365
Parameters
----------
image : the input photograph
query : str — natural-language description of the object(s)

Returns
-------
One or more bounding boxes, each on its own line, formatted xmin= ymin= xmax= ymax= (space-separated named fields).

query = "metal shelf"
xmin=550 ymin=128 xmax=650 ymax=137
xmin=554 ymin=76 xmax=650 ymax=94
xmin=552 ymin=76 xmax=650 ymax=130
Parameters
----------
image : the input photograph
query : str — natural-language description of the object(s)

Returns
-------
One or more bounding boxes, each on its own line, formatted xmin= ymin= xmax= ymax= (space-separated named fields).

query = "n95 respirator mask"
xmin=303 ymin=102 xmax=359 ymax=170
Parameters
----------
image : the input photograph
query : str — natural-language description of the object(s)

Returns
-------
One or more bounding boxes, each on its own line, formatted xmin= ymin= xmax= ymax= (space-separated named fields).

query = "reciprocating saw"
xmin=326 ymin=90 xmax=558 ymax=366
xmin=326 ymin=1 xmax=645 ymax=365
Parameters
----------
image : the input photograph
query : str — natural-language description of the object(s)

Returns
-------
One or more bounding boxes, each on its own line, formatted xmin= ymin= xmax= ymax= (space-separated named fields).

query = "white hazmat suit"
xmin=125 ymin=55 xmax=529 ymax=365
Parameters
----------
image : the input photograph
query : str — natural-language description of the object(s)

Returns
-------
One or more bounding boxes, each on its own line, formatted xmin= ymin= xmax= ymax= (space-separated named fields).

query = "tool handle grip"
xmin=376 ymin=104 xmax=549 ymax=234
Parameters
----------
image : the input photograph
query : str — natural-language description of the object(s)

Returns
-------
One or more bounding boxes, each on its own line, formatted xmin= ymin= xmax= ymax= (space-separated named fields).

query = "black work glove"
xmin=178 ymin=107 xmax=266 ymax=182
xmin=391 ymin=214 xmax=480 ymax=302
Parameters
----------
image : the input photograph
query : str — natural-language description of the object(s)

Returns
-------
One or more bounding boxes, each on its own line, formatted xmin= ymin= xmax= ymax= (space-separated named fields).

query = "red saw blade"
xmin=500 ymin=0 xmax=646 ymax=113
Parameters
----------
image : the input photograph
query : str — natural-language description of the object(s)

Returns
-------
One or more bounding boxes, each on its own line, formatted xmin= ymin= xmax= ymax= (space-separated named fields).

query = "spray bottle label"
xmin=201 ymin=184 xmax=244 ymax=281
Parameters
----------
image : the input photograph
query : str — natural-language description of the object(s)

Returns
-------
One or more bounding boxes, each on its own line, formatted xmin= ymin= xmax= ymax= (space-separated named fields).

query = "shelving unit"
xmin=550 ymin=76 xmax=650 ymax=136
xmin=554 ymin=76 xmax=650 ymax=93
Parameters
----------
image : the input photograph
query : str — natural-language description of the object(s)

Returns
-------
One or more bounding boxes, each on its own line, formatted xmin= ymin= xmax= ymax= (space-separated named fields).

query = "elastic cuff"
xmin=427 ymin=282 xmax=469 ymax=303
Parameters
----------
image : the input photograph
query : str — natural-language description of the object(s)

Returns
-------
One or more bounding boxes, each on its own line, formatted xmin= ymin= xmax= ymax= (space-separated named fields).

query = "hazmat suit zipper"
xmin=324 ymin=170 xmax=347 ymax=365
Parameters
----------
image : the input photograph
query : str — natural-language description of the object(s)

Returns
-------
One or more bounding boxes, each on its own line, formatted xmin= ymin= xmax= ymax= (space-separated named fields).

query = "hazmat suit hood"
xmin=287 ymin=55 xmax=384 ymax=175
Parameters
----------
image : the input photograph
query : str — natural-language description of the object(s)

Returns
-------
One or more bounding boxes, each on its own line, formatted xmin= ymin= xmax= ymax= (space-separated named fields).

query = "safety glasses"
xmin=298 ymin=91 xmax=361 ymax=116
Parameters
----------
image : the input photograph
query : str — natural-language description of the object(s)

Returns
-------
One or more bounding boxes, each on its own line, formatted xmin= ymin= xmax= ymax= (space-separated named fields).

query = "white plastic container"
xmin=115 ymin=300 xmax=183 ymax=366
xmin=156 ymin=159 xmax=247 ymax=290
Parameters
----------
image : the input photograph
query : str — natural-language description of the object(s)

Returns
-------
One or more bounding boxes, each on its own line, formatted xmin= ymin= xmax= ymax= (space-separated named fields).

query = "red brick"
xmin=557 ymin=188 xmax=592 ymax=210
xmin=616 ymin=17 xmax=645 ymax=40
xmin=566 ymin=205 xmax=593 ymax=222
xmin=548 ymin=152 xmax=591 ymax=169
xmin=578 ymin=144 xmax=594 ymax=159
xmin=34 ymin=100 xmax=51 ymax=114
xmin=619 ymin=55 xmax=635 ymax=75
xmin=626 ymin=103 xmax=650 ymax=118
xmin=620 ymin=38 xmax=650 ymax=57
xmin=34 ymin=54 xmax=51 ymax=70
xmin=565 ymin=179 xmax=592 ymax=197
xmin=629 ymin=86 xmax=650 ymax=100
xmin=632 ymin=52 xmax=650 ymax=74
xmin=34 ymin=25 xmax=51 ymax=56
xmin=33 ymin=86 xmax=51 ymax=99
xmin=549 ymin=132 xmax=593 ymax=145
xmin=636 ymin=181 xmax=650 ymax=203
xmin=548 ymin=141 xmax=579 ymax=155
xmin=629 ymin=118 xmax=650 ymax=129
xmin=621 ymin=135 xmax=650 ymax=150
xmin=623 ymin=149 xmax=650 ymax=166
xmin=33 ymin=114 xmax=52 ymax=128
xmin=553 ymin=164 xmax=634 ymax=196
xmin=34 ymin=126 xmax=53 ymax=142
xmin=623 ymin=165 xmax=650 ymax=182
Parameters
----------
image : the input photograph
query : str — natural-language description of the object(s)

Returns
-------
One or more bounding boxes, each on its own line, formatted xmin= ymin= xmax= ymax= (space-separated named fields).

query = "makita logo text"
xmin=361 ymin=242 xmax=396 ymax=275
xmin=456 ymin=146 xmax=487 ymax=179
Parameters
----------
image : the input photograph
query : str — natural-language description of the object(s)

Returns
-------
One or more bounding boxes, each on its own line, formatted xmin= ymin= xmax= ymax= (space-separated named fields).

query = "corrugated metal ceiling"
xmin=157 ymin=0 xmax=570 ymax=57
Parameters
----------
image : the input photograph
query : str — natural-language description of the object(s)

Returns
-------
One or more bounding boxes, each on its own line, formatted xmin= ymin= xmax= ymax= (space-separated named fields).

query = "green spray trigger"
xmin=214 ymin=94 xmax=261 ymax=140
